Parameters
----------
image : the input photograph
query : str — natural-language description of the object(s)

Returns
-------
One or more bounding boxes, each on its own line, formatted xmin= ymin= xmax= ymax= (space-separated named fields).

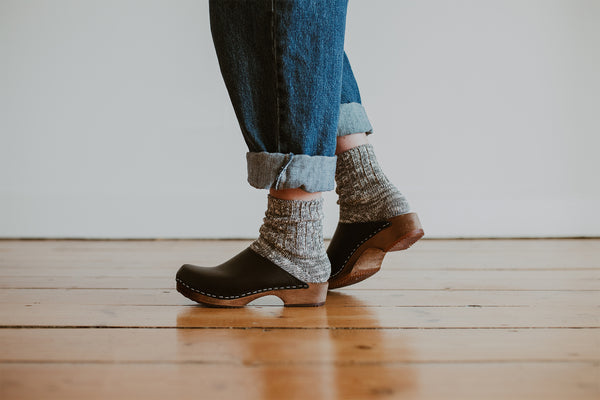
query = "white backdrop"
xmin=1 ymin=0 xmax=599 ymax=238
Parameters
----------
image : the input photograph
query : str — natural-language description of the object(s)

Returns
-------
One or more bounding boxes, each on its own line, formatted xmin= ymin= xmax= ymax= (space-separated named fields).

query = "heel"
xmin=383 ymin=213 xmax=424 ymax=252
xmin=327 ymin=213 xmax=424 ymax=290
xmin=278 ymin=282 xmax=328 ymax=307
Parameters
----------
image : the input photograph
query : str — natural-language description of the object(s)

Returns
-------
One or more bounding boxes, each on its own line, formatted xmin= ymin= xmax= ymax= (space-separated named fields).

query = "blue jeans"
xmin=210 ymin=0 xmax=373 ymax=193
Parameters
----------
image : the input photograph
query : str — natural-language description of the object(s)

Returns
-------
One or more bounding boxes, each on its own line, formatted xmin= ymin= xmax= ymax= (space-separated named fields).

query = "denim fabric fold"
xmin=247 ymin=152 xmax=337 ymax=193
xmin=337 ymin=102 xmax=373 ymax=137
xmin=211 ymin=1 xmax=375 ymax=191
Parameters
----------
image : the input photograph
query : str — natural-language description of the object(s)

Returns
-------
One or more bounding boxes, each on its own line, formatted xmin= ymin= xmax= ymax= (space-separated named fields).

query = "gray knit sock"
xmin=335 ymin=143 xmax=411 ymax=223
xmin=249 ymin=195 xmax=330 ymax=283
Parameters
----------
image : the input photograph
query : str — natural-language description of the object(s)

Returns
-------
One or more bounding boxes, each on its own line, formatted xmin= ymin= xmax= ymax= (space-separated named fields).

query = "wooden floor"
xmin=0 ymin=239 xmax=598 ymax=399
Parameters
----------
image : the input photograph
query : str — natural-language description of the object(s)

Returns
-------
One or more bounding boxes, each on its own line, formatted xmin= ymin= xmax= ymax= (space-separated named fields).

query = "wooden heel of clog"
xmin=278 ymin=282 xmax=328 ymax=307
xmin=327 ymin=212 xmax=424 ymax=290
xmin=381 ymin=213 xmax=424 ymax=252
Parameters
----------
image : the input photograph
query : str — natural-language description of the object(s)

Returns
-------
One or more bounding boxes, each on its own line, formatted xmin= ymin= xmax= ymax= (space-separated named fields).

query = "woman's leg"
xmin=209 ymin=0 xmax=348 ymax=193
xmin=176 ymin=0 xmax=350 ymax=306
xmin=334 ymin=51 xmax=411 ymax=223
xmin=327 ymin=52 xmax=424 ymax=290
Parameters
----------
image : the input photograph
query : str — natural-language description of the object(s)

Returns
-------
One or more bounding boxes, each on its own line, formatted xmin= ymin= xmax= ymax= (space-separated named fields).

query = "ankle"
xmin=335 ymin=132 xmax=368 ymax=155
xmin=270 ymin=188 xmax=321 ymax=201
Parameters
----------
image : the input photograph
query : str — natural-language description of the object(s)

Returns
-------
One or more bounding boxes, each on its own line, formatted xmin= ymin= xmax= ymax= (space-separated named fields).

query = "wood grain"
xmin=0 ymin=239 xmax=598 ymax=399
xmin=0 ymin=328 xmax=597 ymax=363
xmin=1 ymin=239 xmax=598 ymax=270
xmin=1 ymin=288 xmax=597 ymax=306
xmin=1 ymin=303 xmax=598 ymax=328
xmin=1 ymin=363 xmax=597 ymax=400
xmin=1 ymin=269 xmax=598 ymax=290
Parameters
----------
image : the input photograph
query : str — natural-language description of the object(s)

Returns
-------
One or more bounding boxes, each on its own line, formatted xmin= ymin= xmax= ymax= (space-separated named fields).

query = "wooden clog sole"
xmin=328 ymin=213 xmax=424 ymax=290
xmin=177 ymin=280 xmax=329 ymax=308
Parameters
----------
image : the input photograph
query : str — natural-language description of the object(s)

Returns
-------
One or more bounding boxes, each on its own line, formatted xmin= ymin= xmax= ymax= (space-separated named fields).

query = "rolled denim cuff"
xmin=246 ymin=152 xmax=337 ymax=193
xmin=337 ymin=102 xmax=373 ymax=137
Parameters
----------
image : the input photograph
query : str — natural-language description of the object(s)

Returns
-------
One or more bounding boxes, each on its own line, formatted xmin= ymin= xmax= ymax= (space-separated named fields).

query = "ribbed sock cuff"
xmin=335 ymin=144 xmax=410 ymax=223
xmin=263 ymin=195 xmax=325 ymax=221
xmin=250 ymin=195 xmax=330 ymax=283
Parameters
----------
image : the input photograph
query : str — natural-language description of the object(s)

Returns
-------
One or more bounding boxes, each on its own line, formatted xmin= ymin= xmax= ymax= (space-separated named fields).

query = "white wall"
xmin=1 ymin=0 xmax=599 ymax=238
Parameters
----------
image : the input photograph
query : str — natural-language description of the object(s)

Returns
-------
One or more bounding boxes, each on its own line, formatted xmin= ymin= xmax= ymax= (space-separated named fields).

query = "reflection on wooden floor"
xmin=0 ymin=239 xmax=598 ymax=399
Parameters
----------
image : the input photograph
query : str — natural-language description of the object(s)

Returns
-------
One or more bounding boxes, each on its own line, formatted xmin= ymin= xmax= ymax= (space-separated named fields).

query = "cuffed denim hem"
xmin=246 ymin=152 xmax=337 ymax=193
xmin=337 ymin=102 xmax=373 ymax=137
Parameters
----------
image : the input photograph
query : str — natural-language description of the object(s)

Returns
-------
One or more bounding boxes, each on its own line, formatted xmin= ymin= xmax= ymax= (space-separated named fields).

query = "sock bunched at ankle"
xmin=249 ymin=195 xmax=330 ymax=283
xmin=335 ymin=143 xmax=411 ymax=223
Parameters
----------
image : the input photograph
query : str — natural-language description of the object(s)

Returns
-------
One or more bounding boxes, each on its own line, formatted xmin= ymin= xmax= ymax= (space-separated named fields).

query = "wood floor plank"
xmin=2 ymin=261 xmax=599 ymax=275
xmin=1 ymin=328 xmax=597 ymax=363
xmin=1 ymin=303 xmax=597 ymax=328
xmin=1 ymin=239 xmax=598 ymax=270
xmin=1 ymin=288 xmax=597 ymax=306
xmin=1 ymin=269 xmax=598 ymax=290
xmin=1 ymin=363 xmax=597 ymax=400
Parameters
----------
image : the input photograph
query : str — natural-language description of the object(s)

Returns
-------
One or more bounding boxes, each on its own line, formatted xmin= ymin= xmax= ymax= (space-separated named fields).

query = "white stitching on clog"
xmin=330 ymin=222 xmax=391 ymax=279
xmin=176 ymin=278 xmax=309 ymax=300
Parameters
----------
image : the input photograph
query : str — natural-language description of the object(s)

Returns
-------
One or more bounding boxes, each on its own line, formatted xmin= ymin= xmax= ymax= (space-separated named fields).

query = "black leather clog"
xmin=327 ymin=212 xmax=424 ymax=289
xmin=176 ymin=247 xmax=328 ymax=307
